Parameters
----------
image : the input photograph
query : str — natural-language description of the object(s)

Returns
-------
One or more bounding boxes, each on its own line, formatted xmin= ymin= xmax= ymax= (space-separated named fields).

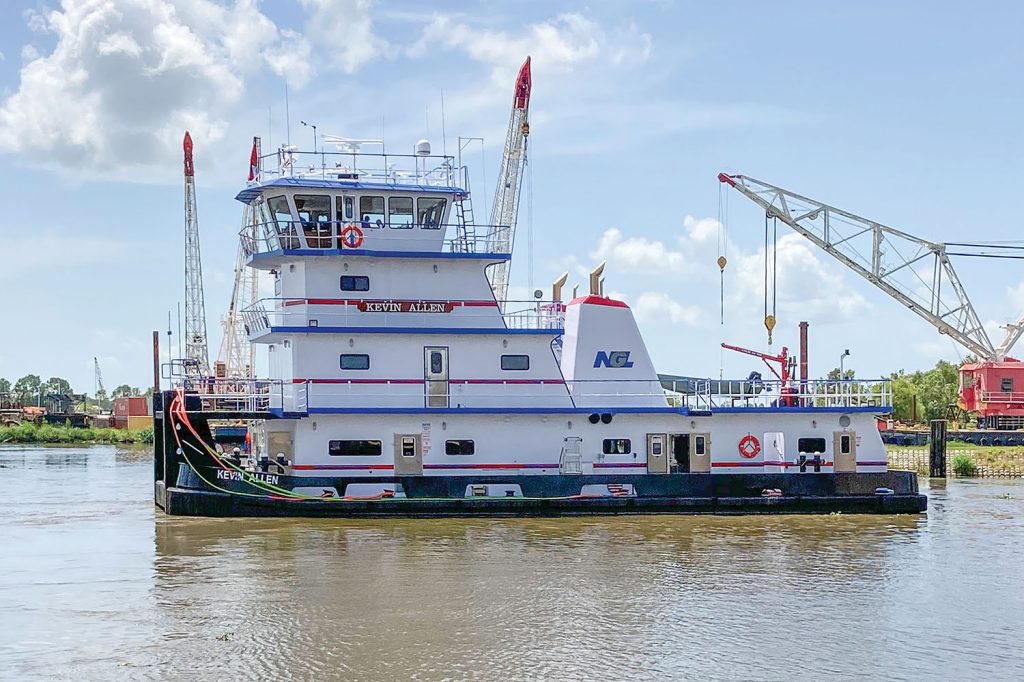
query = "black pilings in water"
xmin=929 ymin=419 xmax=948 ymax=477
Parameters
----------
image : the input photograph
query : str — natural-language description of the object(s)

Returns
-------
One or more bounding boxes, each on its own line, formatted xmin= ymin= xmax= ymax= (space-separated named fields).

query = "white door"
xmin=424 ymin=347 xmax=449 ymax=408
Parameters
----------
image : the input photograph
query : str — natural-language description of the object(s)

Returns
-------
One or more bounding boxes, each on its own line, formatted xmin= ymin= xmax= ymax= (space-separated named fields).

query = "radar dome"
xmin=415 ymin=139 xmax=431 ymax=156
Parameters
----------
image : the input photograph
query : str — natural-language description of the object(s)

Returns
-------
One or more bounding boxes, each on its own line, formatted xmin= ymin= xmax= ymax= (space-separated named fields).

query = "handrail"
xmin=241 ymin=220 xmax=513 ymax=256
xmin=258 ymin=149 xmax=459 ymax=187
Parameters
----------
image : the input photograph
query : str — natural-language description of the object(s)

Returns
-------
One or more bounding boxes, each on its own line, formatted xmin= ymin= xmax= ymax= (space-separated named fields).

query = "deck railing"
xmin=241 ymin=298 xmax=565 ymax=334
xmin=258 ymin=150 xmax=459 ymax=187
xmin=241 ymin=220 xmax=511 ymax=256
xmin=663 ymin=378 xmax=891 ymax=410
xmin=979 ymin=390 xmax=1024 ymax=404
xmin=173 ymin=378 xmax=286 ymax=413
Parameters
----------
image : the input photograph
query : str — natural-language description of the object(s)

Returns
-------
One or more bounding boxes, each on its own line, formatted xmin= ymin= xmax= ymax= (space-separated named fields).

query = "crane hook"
xmin=765 ymin=314 xmax=776 ymax=345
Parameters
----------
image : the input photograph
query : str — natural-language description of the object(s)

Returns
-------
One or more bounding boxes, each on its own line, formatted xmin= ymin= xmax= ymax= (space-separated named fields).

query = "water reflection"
xmin=2 ymin=446 xmax=1023 ymax=681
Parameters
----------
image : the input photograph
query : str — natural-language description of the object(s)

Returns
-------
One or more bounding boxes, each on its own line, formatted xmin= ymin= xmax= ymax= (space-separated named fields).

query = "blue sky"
xmin=0 ymin=0 xmax=1021 ymax=392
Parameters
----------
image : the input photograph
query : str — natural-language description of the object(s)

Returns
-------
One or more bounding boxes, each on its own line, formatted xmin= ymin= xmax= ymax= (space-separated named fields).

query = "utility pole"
xmin=183 ymin=131 xmax=210 ymax=376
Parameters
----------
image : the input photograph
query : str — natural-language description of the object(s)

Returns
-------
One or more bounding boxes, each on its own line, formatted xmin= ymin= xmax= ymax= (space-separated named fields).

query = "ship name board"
xmin=357 ymin=301 xmax=454 ymax=313
xmin=216 ymin=469 xmax=280 ymax=486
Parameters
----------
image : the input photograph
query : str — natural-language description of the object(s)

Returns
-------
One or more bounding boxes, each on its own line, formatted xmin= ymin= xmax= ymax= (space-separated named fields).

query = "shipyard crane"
xmin=215 ymin=137 xmax=261 ymax=380
xmin=719 ymin=172 xmax=1024 ymax=427
xmin=183 ymin=131 xmax=210 ymax=376
xmin=486 ymin=56 xmax=532 ymax=305
xmin=93 ymin=357 xmax=105 ymax=408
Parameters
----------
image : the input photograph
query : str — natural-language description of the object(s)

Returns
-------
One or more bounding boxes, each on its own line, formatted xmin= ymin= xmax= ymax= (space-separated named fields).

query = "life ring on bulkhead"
xmin=341 ymin=224 xmax=364 ymax=248
xmin=738 ymin=434 xmax=761 ymax=459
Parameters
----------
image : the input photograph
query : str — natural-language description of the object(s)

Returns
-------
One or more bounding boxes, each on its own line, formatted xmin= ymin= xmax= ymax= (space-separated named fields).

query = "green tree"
xmin=13 ymin=374 xmax=42 ymax=405
xmin=0 ymin=378 xmax=10 ymax=395
xmin=111 ymin=384 xmax=141 ymax=399
xmin=887 ymin=360 xmax=960 ymax=423
xmin=42 ymin=377 xmax=73 ymax=397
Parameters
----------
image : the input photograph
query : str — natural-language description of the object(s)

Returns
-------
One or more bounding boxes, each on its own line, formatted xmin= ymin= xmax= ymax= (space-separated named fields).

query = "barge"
xmin=154 ymin=60 xmax=925 ymax=517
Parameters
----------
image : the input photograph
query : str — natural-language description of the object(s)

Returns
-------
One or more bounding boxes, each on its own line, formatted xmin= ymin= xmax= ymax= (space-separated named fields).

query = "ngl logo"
xmin=594 ymin=351 xmax=634 ymax=368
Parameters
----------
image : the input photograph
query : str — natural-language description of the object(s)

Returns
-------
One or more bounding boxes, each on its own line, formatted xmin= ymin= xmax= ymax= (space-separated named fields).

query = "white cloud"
xmin=0 ymin=0 xmax=327 ymax=177
xmin=299 ymin=0 xmax=386 ymax=75
xmin=589 ymin=228 xmax=686 ymax=273
xmin=634 ymin=292 xmax=700 ymax=326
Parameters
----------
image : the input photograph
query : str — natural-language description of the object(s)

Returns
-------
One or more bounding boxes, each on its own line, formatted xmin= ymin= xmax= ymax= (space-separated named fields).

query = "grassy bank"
xmin=0 ymin=422 xmax=153 ymax=445
xmin=889 ymin=441 xmax=1024 ymax=477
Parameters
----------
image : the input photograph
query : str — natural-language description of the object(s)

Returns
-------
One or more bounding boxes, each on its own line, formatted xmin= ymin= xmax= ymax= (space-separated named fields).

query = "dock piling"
xmin=929 ymin=419 xmax=947 ymax=477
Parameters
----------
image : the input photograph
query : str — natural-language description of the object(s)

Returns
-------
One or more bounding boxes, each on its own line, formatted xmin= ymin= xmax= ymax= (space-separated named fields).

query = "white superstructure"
xmin=196 ymin=141 xmax=895 ymax=496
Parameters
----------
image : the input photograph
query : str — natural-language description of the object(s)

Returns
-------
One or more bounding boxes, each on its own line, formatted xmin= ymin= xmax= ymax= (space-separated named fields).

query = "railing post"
xmin=929 ymin=419 xmax=948 ymax=477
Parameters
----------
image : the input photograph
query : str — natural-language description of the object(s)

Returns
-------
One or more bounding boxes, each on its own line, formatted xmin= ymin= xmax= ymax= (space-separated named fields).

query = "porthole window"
xmin=340 ymin=275 xmax=369 ymax=291
xmin=798 ymin=437 xmax=827 ymax=454
xmin=445 ymin=440 xmax=475 ymax=455
xmin=602 ymin=438 xmax=632 ymax=455
xmin=501 ymin=354 xmax=530 ymax=371
xmin=328 ymin=440 xmax=382 ymax=456
xmin=339 ymin=354 xmax=370 ymax=370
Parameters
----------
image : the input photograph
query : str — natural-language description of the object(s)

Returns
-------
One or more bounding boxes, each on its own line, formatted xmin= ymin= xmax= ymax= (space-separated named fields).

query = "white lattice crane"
xmin=183 ymin=131 xmax=210 ymax=376
xmin=487 ymin=57 xmax=532 ymax=305
xmin=719 ymin=172 xmax=1024 ymax=427
xmin=215 ymin=137 xmax=261 ymax=379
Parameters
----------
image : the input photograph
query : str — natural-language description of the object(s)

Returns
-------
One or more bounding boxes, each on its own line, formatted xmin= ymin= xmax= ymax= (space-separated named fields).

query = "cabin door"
xmin=394 ymin=434 xmax=423 ymax=475
xmin=424 ymin=347 xmax=449 ymax=408
xmin=833 ymin=431 xmax=857 ymax=473
xmin=646 ymin=433 xmax=668 ymax=474
xmin=670 ymin=434 xmax=690 ymax=473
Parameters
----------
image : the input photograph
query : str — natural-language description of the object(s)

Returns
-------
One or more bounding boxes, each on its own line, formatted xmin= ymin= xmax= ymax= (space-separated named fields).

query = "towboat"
xmin=153 ymin=63 xmax=925 ymax=517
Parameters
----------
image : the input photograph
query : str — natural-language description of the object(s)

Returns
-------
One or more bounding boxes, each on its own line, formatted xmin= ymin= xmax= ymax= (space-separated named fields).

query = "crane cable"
xmin=764 ymin=212 xmax=778 ymax=345
xmin=717 ymin=183 xmax=729 ymax=379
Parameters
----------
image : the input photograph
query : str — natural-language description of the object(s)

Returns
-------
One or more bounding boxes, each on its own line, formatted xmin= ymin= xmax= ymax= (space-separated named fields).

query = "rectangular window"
xmin=417 ymin=197 xmax=447 ymax=229
xmin=340 ymin=275 xmax=369 ymax=291
xmin=359 ymin=196 xmax=385 ymax=228
xmin=798 ymin=437 xmax=827 ymax=454
xmin=840 ymin=435 xmax=852 ymax=455
xmin=694 ymin=435 xmax=706 ymax=456
xmin=602 ymin=438 xmax=632 ymax=455
xmin=328 ymin=440 xmax=382 ymax=456
xmin=336 ymin=196 xmax=355 ymax=222
xmin=339 ymin=354 xmax=370 ymax=370
xmin=1001 ymin=378 xmax=1014 ymax=392
xmin=389 ymin=196 xmax=414 ymax=228
xmin=294 ymin=195 xmax=331 ymax=224
xmin=267 ymin=195 xmax=292 ymax=227
xmin=445 ymin=440 xmax=475 ymax=455
xmin=501 ymin=354 xmax=530 ymax=371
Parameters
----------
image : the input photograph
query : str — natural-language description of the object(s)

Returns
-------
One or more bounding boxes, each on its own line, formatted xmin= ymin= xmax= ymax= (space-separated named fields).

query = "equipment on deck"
xmin=719 ymin=173 xmax=1024 ymax=428
xmin=183 ymin=131 xmax=210 ymax=377
xmin=487 ymin=57 xmax=532 ymax=306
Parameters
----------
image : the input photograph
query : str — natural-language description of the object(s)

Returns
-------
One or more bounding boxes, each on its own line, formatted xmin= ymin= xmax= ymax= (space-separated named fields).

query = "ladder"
xmin=559 ymin=436 xmax=583 ymax=474
xmin=454 ymin=165 xmax=477 ymax=253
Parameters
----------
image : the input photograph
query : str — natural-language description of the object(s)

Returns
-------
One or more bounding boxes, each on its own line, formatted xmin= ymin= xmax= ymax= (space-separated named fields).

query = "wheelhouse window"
xmin=328 ymin=440 xmax=382 ymax=456
xmin=359 ymin=196 xmax=385 ymax=229
xmin=602 ymin=438 xmax=632 ymax=455
xmin=295 ymin=195 xmax=332 ymax=247
xmin=501 ymin=354 xmax=530 ymax=371
xmin=445 ymin=440 xmax=475 ymax=455
xmin=340 ymin=275 xmax=369 ymax=291
xmin=389 ymin=197 xmax=414 ymax=228
xmin=336 ymin=196 xmax=355 ymax=222
xmin=267 ymin=195 xmax=292 ymax=227
xmin=798 ymin=437 xmax=827 ymax=454
xmin=417 ymin=197 xmax=447 ymax=229
xmin=340 ymin=354 xmax=370 ymax=370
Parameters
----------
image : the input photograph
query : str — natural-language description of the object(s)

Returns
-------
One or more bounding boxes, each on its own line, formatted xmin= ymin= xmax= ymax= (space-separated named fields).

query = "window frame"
xmin=417 ymin=197 xmax=447 ymax=229
xmin=500 ymin=354 xmax=530 ymax=371
xmin=445 ymin=439 xmax=475 ymax=455
xmin=840 ymin=435 xmax=852 ymax=455
xmin=388 ymin=196 xmax=414 ymax=229
xmin=798 ymin=437 xmax=827 ymax=454
xmin=340 ymin=275 xmax=370 ymax=292
xmin=602 ymin=438 xmax=632 ymax=455
xmin=328 ymin=439 xmax=382 ymax=457
xmin=339 ymin=354 xmax=370 ymax=370
xmin=359 ymin=195 xmax=386 ymax=229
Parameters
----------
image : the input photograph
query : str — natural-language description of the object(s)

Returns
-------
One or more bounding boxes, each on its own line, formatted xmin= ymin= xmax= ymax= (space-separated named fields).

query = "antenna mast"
xmin=183 ymin=131 xmax=210 ymax=376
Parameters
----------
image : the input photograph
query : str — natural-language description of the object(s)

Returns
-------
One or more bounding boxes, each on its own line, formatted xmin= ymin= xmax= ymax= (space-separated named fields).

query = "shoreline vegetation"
xmin=888 ymin=441 xmax=1024 ymax=477
xmin=0 ymin=423 xmax=153 ymax=445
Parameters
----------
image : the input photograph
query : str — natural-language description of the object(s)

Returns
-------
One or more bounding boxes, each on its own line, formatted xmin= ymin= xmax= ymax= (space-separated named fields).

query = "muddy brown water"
xmin=1 ymin=445 xmax=1023 ymax=681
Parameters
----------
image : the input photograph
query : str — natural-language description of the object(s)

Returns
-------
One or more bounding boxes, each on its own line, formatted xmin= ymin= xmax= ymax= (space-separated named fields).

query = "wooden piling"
xmin=929 ymin=419 xmax=947 ymax=477
xmin=152 ymin=330 xmax=161 ymax=396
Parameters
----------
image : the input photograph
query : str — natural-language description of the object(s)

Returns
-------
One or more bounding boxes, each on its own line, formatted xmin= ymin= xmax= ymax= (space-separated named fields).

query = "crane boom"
xmin=487 ymin=57 xmax=531 ymax=304
xmin=183 ymin=131 xmax=210 ymax=376
xmin=718 ymin=173 xmax=1013 ymax=361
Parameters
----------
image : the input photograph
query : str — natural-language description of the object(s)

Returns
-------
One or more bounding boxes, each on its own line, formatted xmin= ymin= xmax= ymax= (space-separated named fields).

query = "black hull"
xmin=152 ymin=392 xmax=927 ymax=518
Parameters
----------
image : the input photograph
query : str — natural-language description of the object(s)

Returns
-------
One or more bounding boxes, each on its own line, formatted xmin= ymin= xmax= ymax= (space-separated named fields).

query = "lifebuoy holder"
xmin=738 ymin=434 xmax=761 ymax=459
xmin=341 ymin=224 xmax=364 ymax=248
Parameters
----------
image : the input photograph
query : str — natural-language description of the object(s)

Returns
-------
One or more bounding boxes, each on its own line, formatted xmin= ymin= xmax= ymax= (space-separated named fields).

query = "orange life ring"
xmin=341 ymin=224 xmax=364 ymax=248
xmin=738 ymin=434 xmax=761 ymax=458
